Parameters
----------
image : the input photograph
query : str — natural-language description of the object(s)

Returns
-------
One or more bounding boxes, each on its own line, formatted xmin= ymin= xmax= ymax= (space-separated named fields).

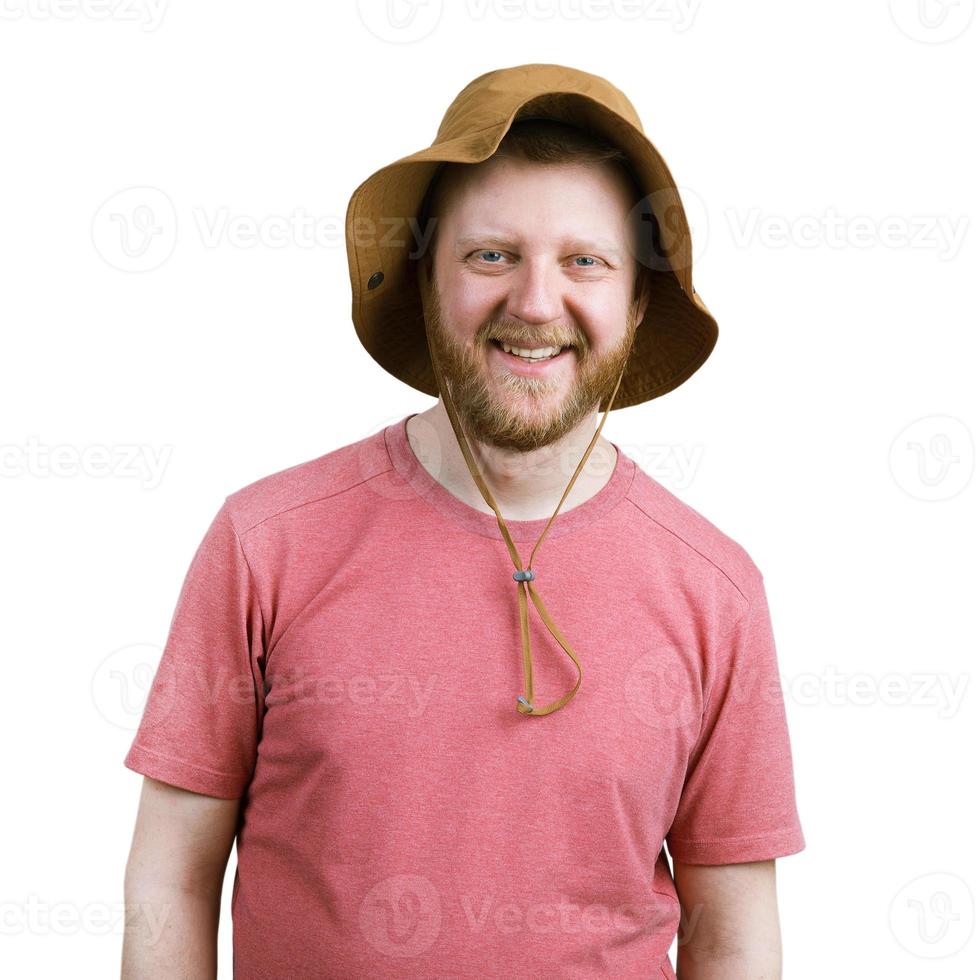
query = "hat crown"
xmin=434 ymin=63 xmax=644 ymax=147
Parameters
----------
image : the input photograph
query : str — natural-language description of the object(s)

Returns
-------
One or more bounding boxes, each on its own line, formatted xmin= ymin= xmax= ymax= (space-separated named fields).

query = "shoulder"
xmin=219 ymin=426 xmax=392 ymax=538
xmin=623 ymin=459 xmax=764 ymax=606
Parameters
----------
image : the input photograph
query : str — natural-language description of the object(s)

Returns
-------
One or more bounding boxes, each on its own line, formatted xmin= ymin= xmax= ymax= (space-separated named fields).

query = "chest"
xmin=257 ymin=540 xmax=706 ymax=818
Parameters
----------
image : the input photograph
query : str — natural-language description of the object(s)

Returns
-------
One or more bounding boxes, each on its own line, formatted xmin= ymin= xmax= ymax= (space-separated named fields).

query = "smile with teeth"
xmin=492 ymin=339 xmax=571 ymax=362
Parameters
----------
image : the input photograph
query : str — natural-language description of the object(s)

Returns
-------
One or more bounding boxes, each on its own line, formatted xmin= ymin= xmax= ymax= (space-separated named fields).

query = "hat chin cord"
xmin=421 ymin=310 xmax=629 ymax=717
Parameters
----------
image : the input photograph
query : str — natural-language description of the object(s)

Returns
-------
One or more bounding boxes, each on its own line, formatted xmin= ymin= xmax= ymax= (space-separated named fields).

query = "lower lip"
xmin=489 ymin=342 xmax=575 ymax=376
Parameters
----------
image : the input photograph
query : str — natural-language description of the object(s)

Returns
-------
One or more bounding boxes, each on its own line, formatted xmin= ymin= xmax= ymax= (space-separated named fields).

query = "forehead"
xmin=429 ymin=155 xmax=639 ymax=245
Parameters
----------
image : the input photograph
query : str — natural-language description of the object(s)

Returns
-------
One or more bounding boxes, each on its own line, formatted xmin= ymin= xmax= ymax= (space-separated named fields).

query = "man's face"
xmin=417 ymin=154 xmax=649 ymax=454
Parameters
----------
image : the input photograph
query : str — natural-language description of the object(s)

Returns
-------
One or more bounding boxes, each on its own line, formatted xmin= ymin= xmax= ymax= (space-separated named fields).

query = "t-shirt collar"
xmin=384 ymin=412 xmax=634 ymax=542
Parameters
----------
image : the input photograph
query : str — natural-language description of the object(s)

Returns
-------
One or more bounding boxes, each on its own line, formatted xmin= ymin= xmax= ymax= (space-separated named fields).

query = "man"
xmin=122 ymin=64 xmax=804 ymax=979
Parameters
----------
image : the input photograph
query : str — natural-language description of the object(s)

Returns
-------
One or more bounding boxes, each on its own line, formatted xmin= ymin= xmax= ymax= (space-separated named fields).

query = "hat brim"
xmin=345 ymin=91 xmax=718 ymax=410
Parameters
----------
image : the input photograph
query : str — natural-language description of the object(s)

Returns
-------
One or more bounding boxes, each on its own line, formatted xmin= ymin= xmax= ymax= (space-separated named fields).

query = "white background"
xmin=1 ymin=1 xmax=978 ymax=977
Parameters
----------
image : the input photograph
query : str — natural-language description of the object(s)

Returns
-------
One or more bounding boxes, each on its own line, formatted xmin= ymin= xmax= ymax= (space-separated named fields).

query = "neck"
xmin=406 ymin=400 xmax=618 ymax=522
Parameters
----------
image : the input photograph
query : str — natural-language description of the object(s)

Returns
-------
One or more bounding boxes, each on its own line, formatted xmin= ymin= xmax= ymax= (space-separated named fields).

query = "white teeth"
xmin=500 ymin=342 xmax=564 ymax=359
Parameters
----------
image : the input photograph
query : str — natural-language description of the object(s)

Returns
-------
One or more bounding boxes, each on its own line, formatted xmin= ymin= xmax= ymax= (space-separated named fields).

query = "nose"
xmin=502 ymin=257 xmax=564 ymax=328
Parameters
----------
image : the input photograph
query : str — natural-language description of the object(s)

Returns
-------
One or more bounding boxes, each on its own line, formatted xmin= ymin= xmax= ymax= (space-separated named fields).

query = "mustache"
xmin=483 ymin=326 xmax=581 ymax=349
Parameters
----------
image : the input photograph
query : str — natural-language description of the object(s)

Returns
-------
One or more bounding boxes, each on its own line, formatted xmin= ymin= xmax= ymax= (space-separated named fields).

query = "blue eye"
xmin=472 ymin=251 xmax=603 ymax=268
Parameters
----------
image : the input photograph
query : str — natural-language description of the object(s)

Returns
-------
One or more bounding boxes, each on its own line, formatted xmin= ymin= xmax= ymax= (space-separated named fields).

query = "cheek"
xmin=581 ymin=303 xmax=634 ymax=352
xmin=443 ymin=289 xmax=497 ymax=340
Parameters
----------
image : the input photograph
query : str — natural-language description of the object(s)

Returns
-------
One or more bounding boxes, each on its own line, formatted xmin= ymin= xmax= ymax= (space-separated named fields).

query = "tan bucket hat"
xmin=345 ymin=61 xmax=717 ymax=410
xmin=344 ymin=63 xmax=717 ymax=718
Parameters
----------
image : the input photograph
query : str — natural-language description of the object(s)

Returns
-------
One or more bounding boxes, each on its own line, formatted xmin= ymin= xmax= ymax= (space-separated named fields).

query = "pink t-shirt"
xmin=124 ymin=412 xmax=805 ymax=979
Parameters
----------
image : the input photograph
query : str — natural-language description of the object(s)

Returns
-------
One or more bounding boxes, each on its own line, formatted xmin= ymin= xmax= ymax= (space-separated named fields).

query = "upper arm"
xmin=673 ymin=859 xmax=781 ymax=960
xmin=123 ymin=501 xmax=264 ymax=801
xmin=125 ymin=776 xmax=242 ymax=898
xmin=664 ymin=577 xmax=805 ymax=869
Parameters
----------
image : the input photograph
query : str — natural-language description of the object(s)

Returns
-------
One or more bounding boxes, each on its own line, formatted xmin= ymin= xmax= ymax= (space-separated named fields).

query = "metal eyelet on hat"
xmin=367 ymin=271 xmax=384 ymax=289
xmin=512 ymin=569 xmax=535 ymax=582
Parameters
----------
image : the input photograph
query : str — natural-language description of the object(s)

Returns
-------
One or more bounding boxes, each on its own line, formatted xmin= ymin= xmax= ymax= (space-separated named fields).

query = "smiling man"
xmin=122 ymin=64 xmax=805 ymax=980
xmin=415 ymin=148 xmax=646 ymax=458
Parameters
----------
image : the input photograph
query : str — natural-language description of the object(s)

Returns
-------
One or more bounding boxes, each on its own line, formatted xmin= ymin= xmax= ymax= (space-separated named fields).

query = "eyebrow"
xmin=455 ymin=234 xmax=621 ymax=255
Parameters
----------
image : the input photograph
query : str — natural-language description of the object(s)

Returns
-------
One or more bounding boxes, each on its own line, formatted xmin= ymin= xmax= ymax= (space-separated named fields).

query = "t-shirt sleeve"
xmin=665 ymin=575 xmax=805 ymax=864
xmin=123 ymin=499 xmax=265 ymax=799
